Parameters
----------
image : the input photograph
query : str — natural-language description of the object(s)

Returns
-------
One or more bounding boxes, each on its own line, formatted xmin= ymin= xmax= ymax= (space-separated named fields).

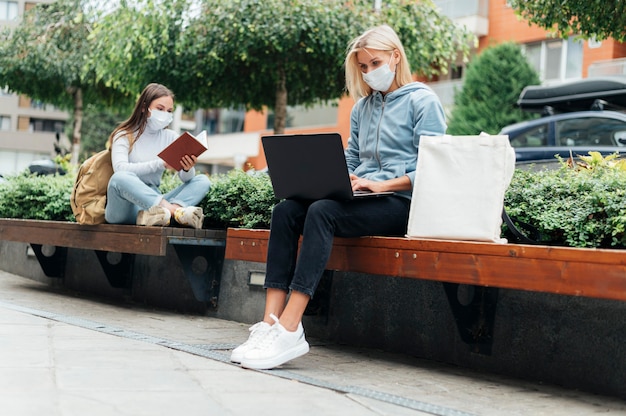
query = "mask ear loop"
xmin=389 ymin=50 xmax=399 ymax=72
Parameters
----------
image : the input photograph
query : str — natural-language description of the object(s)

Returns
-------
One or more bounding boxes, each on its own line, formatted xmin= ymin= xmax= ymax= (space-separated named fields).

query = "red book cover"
xmin=158 ymin=131 xmax=208 ymax=171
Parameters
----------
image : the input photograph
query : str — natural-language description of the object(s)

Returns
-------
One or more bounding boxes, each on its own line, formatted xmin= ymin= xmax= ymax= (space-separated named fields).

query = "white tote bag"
xmin=406 ymin=134 xmax=516 ymax=243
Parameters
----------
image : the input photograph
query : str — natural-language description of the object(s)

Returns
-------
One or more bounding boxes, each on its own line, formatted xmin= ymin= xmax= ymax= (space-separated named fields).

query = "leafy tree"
xmin=0 ymin=0 xmax=131 ymax=164
xmin=65 ymin=104 xmax=128 ymax=162
xmin=508 ymin=0 xmax=626 ymax=42
xmin=88 ymin=0 xmax=192 ymax=99
xmin=447 ymin=43 xmax=540 ymax=135
xmin=374 ymin=0 xmax=476 ymax=78
xmin=89 ymin=0 xmax=475 ymax=134
xmin=178 ymin=0 xmax=357 ymax=134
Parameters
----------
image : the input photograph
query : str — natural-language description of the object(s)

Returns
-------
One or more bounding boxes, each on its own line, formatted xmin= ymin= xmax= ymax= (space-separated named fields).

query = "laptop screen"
xmin=261 ymin=133 xmax=354 ymax=200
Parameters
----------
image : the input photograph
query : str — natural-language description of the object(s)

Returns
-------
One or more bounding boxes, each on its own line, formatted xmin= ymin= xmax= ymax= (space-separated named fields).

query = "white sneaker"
xmin=241 ymin=314 xmax=309 ymax=370
xmin=174 ymin=206 xmax=204 ymax=229
xmin=230 ymin=321 xmax=272 ymax=363
xmin=136 ymin=206 xmax=171 ymax=226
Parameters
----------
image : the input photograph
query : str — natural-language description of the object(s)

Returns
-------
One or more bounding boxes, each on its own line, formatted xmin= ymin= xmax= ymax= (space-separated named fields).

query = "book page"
xmin=195 ymin=130 xmax=208 ymax=148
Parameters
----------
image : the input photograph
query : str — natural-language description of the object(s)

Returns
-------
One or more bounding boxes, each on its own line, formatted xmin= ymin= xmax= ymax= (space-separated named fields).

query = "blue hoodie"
xmin=345 ymin=81 xmax=447 ymax=199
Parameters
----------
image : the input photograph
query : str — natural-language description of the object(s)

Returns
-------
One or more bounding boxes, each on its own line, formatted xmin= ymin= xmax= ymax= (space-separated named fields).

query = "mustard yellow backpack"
xmin=70 ymin=149 xmax=113 ymax=224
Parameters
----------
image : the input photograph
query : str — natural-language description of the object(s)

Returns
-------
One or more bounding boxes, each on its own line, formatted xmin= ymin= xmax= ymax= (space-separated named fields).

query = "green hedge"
xmin=199 ymin=169 xmax=277 ymax=229
xmin=161 ymin=169 xmax=278 ymax=228
xmin=0 ymin=168 xmax=277 ymax=229
xmin=161 ymin=168 xmax=276 ymax=229
xmin=2 ymin=153 xmax=626 ymax=249
xmin=0 ymin=172 xmax=74 ymax=221
xmin=504 ymin=153 xmax=626 ymax=248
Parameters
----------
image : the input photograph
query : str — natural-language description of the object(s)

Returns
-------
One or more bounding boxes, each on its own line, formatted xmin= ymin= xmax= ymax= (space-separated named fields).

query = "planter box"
xmin=223 ymin=227 xmax=626 ymax=399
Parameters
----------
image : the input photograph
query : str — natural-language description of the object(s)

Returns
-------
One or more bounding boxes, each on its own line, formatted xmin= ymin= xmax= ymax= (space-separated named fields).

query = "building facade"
xmin=0 ymin=0 xmax=70 ymax=177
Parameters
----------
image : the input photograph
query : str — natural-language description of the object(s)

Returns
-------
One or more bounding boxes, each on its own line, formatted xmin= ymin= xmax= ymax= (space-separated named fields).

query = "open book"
xmin=158 ymin=131 xmax=208 ymax=171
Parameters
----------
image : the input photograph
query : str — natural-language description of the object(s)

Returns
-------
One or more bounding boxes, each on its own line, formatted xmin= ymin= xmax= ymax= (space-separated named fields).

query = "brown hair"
xmin=107 ymin=83 xmax=175 ymax=150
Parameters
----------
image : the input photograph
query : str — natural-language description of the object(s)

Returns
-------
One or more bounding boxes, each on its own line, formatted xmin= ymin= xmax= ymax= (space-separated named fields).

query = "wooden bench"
xmin=0 ymin=219 xmax=226 ymax=305
xmin=225 ymin=227 xmax=626 ymax=352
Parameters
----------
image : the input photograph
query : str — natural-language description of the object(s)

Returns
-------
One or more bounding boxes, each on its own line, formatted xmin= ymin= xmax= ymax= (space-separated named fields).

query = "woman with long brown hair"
xmin=105 ymin=83 xmax=210 ymax=228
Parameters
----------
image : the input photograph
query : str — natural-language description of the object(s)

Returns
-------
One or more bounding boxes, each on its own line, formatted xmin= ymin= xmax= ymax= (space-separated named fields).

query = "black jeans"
xmin=264 ymin=196 xmax=411 ymax=298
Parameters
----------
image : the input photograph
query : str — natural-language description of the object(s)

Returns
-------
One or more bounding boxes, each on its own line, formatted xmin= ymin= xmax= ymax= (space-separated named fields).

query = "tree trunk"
xmin=273 ymin=63 xmax=287 ymax=134
xmin=71 ymin=87 xmax=83 ymax=165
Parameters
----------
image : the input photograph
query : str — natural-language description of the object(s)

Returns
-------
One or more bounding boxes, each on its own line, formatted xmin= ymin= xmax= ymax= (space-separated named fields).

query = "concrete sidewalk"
xmin=0 ymin=270 xmax=624 ymax=416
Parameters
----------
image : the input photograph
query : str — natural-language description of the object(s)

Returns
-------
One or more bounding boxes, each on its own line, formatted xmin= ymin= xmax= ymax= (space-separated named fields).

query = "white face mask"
xmin=362 ymin=53 xmax=396 ymax=92
xmin=146 ymin=109 xmax=173 ymax=131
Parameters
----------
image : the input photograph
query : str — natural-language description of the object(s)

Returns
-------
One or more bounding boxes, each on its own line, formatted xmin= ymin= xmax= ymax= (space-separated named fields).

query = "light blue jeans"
xmin=104 ymin=171 xmax=211 ymax=224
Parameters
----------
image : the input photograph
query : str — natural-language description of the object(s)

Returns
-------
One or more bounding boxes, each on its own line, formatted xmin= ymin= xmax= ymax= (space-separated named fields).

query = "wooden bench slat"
xmin=225 ymin=228 xmax=626 ymax=302
xmin=0 ymin=219 xmax=169 ymax=256
xmin=0 ymin=219 xmax=228 ymax=256
xmin=4 ymin=219 xmax=150 ymax=255
xmin=225 ymin=228 xmax=626 ymax=265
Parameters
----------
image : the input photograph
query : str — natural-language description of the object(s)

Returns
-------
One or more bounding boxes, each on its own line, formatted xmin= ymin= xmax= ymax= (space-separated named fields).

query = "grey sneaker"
xmin=230 ymin=321 xmax=272 ymax=363
xmin=136 ymin=206 xmax=171 ymax=227
xmin=174 ymin=206 xmax=204 ymax=229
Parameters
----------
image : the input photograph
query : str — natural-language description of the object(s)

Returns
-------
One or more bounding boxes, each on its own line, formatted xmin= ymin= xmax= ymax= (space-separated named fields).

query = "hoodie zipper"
xmin=374 ymin=93 xmax=387 ymax=171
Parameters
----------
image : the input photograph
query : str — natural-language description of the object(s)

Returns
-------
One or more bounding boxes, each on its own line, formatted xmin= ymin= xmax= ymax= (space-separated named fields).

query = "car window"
xmin=508 ymin=124 xmax=548 ymax=147
xmin=555 ymin=117 xmax=626 ymax=146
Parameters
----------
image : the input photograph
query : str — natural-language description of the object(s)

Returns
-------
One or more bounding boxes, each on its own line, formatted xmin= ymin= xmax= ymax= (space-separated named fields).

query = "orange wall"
xmin=482 ymin=0 xmax=550 ymax=47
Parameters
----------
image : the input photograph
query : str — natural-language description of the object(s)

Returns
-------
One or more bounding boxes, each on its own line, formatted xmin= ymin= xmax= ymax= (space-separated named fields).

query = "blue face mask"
xmin=146 ymin=109 xmax=173 ymax=131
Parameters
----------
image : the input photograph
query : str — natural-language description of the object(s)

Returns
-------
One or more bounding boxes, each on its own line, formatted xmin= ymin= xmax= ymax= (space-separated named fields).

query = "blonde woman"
xmin=232 ymin=25 xmax=447 ymax=369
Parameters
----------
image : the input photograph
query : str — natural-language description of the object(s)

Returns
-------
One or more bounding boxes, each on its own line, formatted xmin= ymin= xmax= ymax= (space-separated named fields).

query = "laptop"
xmin=261 ymin=133 xmax=394 ymax=200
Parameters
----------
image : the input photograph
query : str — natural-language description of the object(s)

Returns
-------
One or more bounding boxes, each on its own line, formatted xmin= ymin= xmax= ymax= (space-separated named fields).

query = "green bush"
xmin=4 ymin=155 xmax=626 ymax=249
xmin=162 ymin=168 xmax=277 ymax=228
xmin=505 ymin=153 xmax=626 ymax=248
xmin=200 ymin=169 xmax=277 ymax=229
xmin=0 ymin=168 xmax=278 ymax=228
xmin=0 ymin=172 xmax=75 ymax=221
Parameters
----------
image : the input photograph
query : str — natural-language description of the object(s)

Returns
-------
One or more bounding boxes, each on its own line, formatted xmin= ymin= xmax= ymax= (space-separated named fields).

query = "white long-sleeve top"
xmin=110 ymin=126 xmax=196 ymax=187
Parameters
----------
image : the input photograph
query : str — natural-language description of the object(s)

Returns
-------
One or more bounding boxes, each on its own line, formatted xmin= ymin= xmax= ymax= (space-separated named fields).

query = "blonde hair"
xmin=344 ymin=25 xmax=413 ymax=101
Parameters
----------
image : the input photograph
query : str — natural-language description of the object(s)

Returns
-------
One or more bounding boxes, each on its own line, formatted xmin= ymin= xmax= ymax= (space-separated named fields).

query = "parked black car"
xmin=499 ymin=77 xmax=626 ymax=165
xmin=500 ymin=110 xmax=626 ymax=163
xmin=28 ymin=159 xmax=66 ymax=175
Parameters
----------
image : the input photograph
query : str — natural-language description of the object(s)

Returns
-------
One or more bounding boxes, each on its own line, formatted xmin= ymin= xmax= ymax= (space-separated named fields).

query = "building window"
xmin=30 ymin=100 xmax=47 ymax=110
xmin=0 ymin=115 xmax=10 ymax=131
xmin=0 ymin=1 xmax=18 ymax=21
xmin=201 ymin=108 xmax=246 ymax=135
xmin=449 ymin=64 xmax=464 ymax=80
xmin=29 ymin=118 xmax=64 ymax=133
xmin=0 ymin=85 xmax=13 ymax=96
xmin=267 ymin=103 xmax=338 ymax=130
xmin=523 ymin=38 xmax=583 ymax=83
